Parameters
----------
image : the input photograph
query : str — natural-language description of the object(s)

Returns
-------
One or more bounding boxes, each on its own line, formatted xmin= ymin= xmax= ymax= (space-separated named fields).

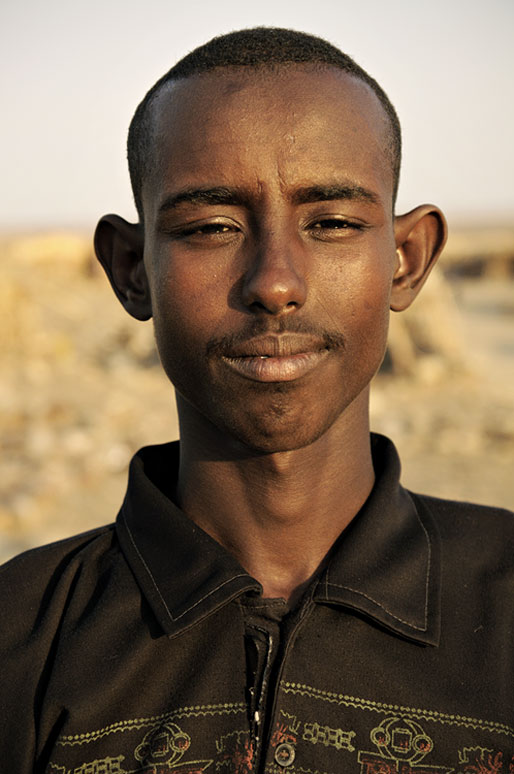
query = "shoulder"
xmin=411 ymin=491 xmax=514 ymax=533
xmin=0 ymin=525 xmax=120 ymax=647
xmin=409 ymin=491 xmax=514 ymax=572
xmin=0 ymin=523 xmax=117 ymax=587
xmin=0 ymin=525 xmax=132 ymax=763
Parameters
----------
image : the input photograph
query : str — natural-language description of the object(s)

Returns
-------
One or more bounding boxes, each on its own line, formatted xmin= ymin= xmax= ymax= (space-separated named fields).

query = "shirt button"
xmin=274 ymin=742 xmax=296 ymax=767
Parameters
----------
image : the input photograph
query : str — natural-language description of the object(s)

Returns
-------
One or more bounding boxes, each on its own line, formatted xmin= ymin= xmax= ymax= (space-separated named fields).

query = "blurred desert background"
xmin=1 ymin=224 xmax=513 ymax=562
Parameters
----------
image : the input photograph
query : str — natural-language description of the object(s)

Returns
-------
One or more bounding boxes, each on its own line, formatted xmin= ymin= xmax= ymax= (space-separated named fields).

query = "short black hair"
xmin=127 ymin=27 xmax=402 ymax=220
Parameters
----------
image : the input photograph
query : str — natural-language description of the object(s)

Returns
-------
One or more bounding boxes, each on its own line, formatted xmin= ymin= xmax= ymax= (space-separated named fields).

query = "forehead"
xmin=144 ymin=66 xmax=393 ymax=209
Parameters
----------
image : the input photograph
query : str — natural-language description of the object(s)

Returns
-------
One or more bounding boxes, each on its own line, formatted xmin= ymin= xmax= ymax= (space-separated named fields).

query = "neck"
xmin=174 ymin=390 xmax=375 ymax=603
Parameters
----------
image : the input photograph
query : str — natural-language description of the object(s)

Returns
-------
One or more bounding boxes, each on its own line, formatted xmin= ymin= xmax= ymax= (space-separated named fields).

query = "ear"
xmin=391 ymin=205 xmax=447 ymax=312
xmin=94 ymin=214 xmax=152 ymax=321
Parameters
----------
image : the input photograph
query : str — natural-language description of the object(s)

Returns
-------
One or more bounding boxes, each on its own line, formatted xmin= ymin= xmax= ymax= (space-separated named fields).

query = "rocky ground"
xmin=1 ymin=230 xmax=513 ymax=563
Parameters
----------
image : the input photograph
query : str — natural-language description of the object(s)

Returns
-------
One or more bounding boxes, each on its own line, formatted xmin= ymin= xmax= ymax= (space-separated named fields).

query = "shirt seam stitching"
xmin=324 ymin=496 xmax=432 ymax=633
xmin=121 ymin=512 xmax=253 ymax=622
xmin=323 ymin=583 xmax=426 ymax=631
xmin=121 ymin=511 xmax=175 ymax=623
xmin=173 ymin=574 xmax=254 ymax=619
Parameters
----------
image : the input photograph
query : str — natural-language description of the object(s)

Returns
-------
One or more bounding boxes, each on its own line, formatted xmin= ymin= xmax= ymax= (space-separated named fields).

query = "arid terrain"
xmin=1 ymin=227 xmax=513 ymax=563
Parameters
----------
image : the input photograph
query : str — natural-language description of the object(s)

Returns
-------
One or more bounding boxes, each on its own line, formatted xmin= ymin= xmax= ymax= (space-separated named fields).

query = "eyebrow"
xmin=291 ymin=184 xmax=380 ymax=207
xmin=158 ymin=187 xmax=251 ymax=213
xmin=157 ymin=182 xmax=380 ymax=214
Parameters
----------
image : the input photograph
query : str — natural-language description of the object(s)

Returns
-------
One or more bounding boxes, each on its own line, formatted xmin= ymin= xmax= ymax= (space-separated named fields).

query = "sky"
xmin=1 ymin=0 xmax=513 ymax=230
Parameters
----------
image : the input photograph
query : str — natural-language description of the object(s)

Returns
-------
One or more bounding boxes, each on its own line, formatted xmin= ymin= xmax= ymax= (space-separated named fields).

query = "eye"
xmin=310 ymin=218 xmax=361 ymax=231
xmin=180 ymin=222 xmax=236 ymax=237
xmin=308 ymin=217 xmax=366 ymax=241
xmin=167 ymin=219 xmax=243 ymax=245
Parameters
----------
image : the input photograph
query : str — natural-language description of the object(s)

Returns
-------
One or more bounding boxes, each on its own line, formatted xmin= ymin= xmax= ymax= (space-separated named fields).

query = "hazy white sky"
xmin=2 ymin=0 xmax=513 ymax=229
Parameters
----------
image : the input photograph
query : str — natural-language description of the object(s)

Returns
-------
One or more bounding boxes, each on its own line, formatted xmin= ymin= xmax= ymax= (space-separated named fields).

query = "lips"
xmin=225 ymin=334 xmax=327 ymax=358
xmin=220 ymin=335 xmax=331 ymax=382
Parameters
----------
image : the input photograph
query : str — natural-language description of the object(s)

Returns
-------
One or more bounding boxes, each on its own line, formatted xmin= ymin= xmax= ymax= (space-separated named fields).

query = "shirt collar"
xmin=116 ymin=442 xmax=261 ymax=639
xmin=116 ymin=434 xmax=440 ymax=645
xmin=313 ymin=434 xmax=441 ymax=646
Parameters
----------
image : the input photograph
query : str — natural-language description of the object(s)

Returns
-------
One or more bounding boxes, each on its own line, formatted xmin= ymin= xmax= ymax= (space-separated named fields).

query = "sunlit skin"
xmin=96 ymin=66 xmax=446 ymax=602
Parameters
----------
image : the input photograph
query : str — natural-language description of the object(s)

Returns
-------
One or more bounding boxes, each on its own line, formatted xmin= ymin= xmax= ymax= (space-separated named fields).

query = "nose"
xmin=241 ymin=230 xmax=307 ymax=315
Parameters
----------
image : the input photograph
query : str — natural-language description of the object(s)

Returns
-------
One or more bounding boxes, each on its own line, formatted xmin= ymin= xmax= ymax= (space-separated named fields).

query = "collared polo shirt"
xmin=1 ymin=434 xmax=513 ymax=773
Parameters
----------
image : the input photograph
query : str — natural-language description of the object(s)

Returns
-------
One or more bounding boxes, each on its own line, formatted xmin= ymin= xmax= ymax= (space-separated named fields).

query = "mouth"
xmin=221 ymin=335 xmax=331 ymax=383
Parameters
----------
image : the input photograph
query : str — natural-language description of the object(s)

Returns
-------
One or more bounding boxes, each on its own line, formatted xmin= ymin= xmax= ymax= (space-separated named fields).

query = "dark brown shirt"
xmin=1 ymin=435 xmax=513 ymax=773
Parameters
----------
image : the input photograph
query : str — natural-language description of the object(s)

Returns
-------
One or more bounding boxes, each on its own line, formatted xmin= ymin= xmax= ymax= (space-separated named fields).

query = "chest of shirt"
xmin=42 ymin=600 xmax=514 ymax=774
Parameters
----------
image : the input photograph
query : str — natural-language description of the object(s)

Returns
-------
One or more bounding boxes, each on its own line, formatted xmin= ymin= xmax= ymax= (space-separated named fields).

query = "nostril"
xmin=249 ymin=300 xmax=268 ymax=312
xmin=248 ymin=298 xmax=299 ymax=314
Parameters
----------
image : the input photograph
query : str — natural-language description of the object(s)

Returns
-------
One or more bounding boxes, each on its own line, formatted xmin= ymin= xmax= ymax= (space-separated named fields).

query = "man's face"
xmin=141 ymin=66 xmax=398 ymax=453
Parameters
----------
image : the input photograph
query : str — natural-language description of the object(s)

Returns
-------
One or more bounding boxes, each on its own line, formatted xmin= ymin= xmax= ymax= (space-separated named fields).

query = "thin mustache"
xmin=206 ymin=321 xmax=345 ymax=358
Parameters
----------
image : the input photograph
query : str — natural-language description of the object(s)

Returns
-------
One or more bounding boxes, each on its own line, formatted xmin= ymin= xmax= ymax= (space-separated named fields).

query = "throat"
xmin=174 ymin=392 xmax=375 ymax=603
xmin=176 ymin=440 xmax=375 ymax=605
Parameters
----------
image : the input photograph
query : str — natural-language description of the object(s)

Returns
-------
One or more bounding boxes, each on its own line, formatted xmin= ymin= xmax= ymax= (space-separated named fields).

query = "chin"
xmin=217 ymin=402 xmax=346 ymax=455
xmin=177 ymin=373 xmax=369 ymax=456
xmin=231 ymin=429 xmax=326 ymax=456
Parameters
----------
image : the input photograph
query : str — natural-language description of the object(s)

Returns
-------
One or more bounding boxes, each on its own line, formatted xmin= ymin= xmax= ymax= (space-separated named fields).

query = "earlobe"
xmin=391 ymin=205 xmax=447 ymax=312
xmin=94 ymin=214 xmax=152 ymax=321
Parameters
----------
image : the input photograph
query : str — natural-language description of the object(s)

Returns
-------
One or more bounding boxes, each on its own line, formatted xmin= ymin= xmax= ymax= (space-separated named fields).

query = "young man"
xmin=1 ymin=28 xmax=513 ymax=774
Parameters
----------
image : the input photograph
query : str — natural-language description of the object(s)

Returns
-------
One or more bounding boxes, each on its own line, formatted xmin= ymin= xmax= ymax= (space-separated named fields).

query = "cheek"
xmin=150 ymin=260 xmax=229 ymax=375
xmin=358 ymin=270 xmax=393 ymax=345
xmin=360 ymin=267 xmax=393 ymax=326
xmin=325 ymin=254 xmax=393 ymax=328
xmin=322 ymin=259 xmax=393 ymax=384
xmin=149 ymin=267 xmax=194 ymax=375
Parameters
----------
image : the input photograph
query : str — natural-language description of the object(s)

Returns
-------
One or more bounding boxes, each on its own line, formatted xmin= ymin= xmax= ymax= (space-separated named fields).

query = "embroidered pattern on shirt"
xmin=215 ymin=730 xmax=254 ymax=773
xmin=48 ymin=691 xmax=514 ymax=774
xmin=56 ymin=702 xmax=246 ymax=747
xmin=281 ymin=683 xmax=514 ymax=738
